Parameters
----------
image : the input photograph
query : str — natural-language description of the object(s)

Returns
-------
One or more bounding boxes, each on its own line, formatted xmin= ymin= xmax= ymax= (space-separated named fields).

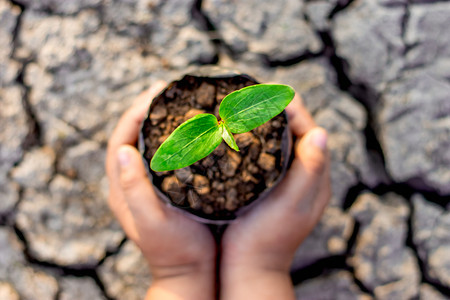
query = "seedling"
xmin=150 ymin=84 xmax=295 ymax=172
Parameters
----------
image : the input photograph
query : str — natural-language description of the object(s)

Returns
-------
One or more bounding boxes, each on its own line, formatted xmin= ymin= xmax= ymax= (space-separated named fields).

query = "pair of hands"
xmin=105 ymin=82 xmax=331 ymax=300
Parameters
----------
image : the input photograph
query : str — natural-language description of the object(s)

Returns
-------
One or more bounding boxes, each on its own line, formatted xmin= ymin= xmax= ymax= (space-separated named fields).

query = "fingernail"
xmin=118 ymin=147 xmax=131 ymax=167
xmin=310 ymin=128 xmax=327 ymax=151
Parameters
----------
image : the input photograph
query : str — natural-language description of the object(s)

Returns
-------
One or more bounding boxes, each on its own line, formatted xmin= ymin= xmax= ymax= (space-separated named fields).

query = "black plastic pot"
xmin=139 ymin=67 xmax=293 ymax=224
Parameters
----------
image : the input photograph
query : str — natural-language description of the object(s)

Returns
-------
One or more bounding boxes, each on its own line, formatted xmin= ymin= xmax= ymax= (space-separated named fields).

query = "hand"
xmin=220 ymin=94 xmax=331 ymax=300
xmin=105 ymin=82 xmax=216 ymax=300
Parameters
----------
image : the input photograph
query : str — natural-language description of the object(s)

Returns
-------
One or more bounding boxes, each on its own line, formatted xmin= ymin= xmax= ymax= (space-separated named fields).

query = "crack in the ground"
xmin=259 ymin=5 xmax=324 ymax=67
xmin=0 ymin=186 xmax=21 ymax=227
xmin=347 ymin=182 xmax=450 ymax=210
xmin=194 ymin=0 xmax=322 ymax=67
xmin=192 ymin=0 xmax=450 ymax=295
xmin=4 ymin=3 xmax=129 ymax=297
xmin=343 ymin=182 xmax=450 ymax=296
xmin=290 ymin=221 xmax=375 ymax=296
xmin=343 ymin=221 xmax=375 ymax=296
xmin=405 ymin=199 xmax=450 ymax=297
xmin=192 ymin=0 xmax=224 ymax=64
xmin=10 ymin=1 xmax=42 ymax=151
xmin=0 ymin=213 xmax=14 ymax=227
xmin=401 ymin=0 xmax=413 ymax=59
xmin=328 ymin=0 xmax=355 ymax=20
xmin=16 ymin=62 xmax=42 ymax=151
xmin=317 ymin=30 xmax=391 ymax=196
xmin=263 ymin=51 xmax=322 ymax=68
xmin=96 ymin=236 xmax=128 ymax=269
xmin=10 ymin=0 xmax=101 ymax=17
xmin=2 ymin=184 xmax=24 ymax=221
xmin=342 ymin=182 xmax=450 ymax=296
xmin=342 ymin=183 xmax=367 ymax=211
xmin=319 ymin=1 xmax=388 ymax=169
xmin=410 ymin=0 xmax=450 ymax=4
xmin=4 ymin=0 xmax=449 ymax=297
xmin=290 ymin=255 xmax=348 ymax=285
xmin=400 ymin=0 xmax=411 ymax=42
xmin=11 ymin=222 xmax=126 ymax=300
xmin=9 ymin=0 xmax=24 ymax=54
xmin=331 ymin=38 xmax=450 ymax=283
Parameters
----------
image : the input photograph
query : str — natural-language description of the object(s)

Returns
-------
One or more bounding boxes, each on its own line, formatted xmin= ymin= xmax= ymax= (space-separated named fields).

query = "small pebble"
xmin=212 ymin=143 xmax=227 ymax=157
xmin=235 ymin=132 xmax=254 ymax=148
xmin=226 ymin=188 xmax=237 ymax=202
xmin=149 ymin=105 xmax=167 ymax=125
xmin=175 ymin=167 xmax=193 ymax=184
xmin=264 ymin=139 xmax=278 ymax=154
xmin=219 ymin=150 xmax=242 ymax=177
xmin=195 ymin=82 xmax=216 ymax=108
xmin=248 ymin=138 xmax=261 ymax=160
xmin=212 ymin=181 xmax=225 ymax=191
xmin=187 ymin=190 xmax=201 ymax=210
xmin=203 ymin=204 xmax=214 ymax=214
xmin=193 ymin=175 xmax=210 ymax=195
xmin=242 ymin=170 xmax=257 ymax=183
xmin=185 ymin=108 xmax=206 ymax=120
xmin=161 ymin=176 xmax=185 ymax=205
xmin=257 ymin=152 xmax=276 ymax=172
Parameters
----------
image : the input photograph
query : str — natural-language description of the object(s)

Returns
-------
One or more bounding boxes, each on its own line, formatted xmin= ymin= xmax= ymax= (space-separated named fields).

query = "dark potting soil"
xmin=141 ymin=74 xmax=289 ymax=220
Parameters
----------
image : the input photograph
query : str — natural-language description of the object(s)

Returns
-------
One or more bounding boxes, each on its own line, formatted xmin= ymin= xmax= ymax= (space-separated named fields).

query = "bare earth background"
xmin=0 ymin=0 xmax=449 ymax=299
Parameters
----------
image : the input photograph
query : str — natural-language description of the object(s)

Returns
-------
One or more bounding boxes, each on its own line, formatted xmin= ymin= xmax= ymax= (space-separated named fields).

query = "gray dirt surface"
xmin=1 ymin=0 xmax=449 ymax=298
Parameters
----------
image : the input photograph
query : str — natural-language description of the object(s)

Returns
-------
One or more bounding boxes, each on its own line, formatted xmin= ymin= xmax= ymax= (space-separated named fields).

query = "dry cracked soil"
xmin=0 ymin=0 xmax=449 ymax=299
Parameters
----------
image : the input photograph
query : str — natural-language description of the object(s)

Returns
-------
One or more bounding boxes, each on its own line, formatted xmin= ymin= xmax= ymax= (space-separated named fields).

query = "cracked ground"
xmin=0 ymin=0 xmax=449 ymax=299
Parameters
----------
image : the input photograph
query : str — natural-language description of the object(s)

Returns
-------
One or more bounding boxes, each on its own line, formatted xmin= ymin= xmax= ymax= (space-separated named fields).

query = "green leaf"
xmin=221 ymin=122 xmax=239 ymax=151
xmin=219 ymin=84 xmax=295 ymax=133
xmin=150 ymin=114 xmax=222 ymax=172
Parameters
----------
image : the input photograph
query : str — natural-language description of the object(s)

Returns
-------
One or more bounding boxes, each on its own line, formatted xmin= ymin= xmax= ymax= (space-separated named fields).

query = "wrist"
xmin=150 ymin=259 xmax=214 ymax=280
xmin=221 ymin=246 xmax=294 ymax=274
xmin=220 ymin=264 xmax=294 ymax=300
xmin=146 ymin=261 xmax=216 ymax=300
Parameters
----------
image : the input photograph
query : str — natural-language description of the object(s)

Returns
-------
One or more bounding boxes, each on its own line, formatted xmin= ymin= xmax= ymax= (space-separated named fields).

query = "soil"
xmin=141 ymin=73 xmax=290 ymax=221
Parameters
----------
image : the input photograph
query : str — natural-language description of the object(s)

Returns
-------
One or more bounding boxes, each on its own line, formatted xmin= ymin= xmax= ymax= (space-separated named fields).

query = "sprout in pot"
xmin=140 ymin=72 xmax=294 ymax=223
xmin=151 ymin=84 xmax=294 ymax=172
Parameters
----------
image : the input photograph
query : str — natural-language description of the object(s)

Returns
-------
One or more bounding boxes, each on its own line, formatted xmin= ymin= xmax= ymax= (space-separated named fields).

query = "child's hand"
xmin=105 ymin=82 xmax=216 ymax=300
xmin=220 ymin=94 xmax=331 ymax=300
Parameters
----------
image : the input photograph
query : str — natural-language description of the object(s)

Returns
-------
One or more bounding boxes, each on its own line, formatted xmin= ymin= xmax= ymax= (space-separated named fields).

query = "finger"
xmin=310 ymin=175 xmax=331 ymax=222
xmin=309 ymin=151 xmax=332 ymax=221
xmin=285 ymin=93 xmax=316 ymax=138
xmin=117 ymin=145 xmax=164 ymax=221
xmin=271 ymin=127 xmax=328 ymax=211
xmin=106 ymin=81 xmax=167 ymax=178
xmin=109 ymin=80 xmax=167 ymax=149
xmin=296 ymin=127 xmax=328 ymax=177
xmin=228 ymin=128 xmax=329 ymax=257
xmin=224 ymin=127 xmax=330 ymax=263
xmin=105 ymin=82 xmax=167 ymax=239
xmin=108 ymin=192 xmax=140 ymax=241
xmin=133 ymin=80 xmax=168 ymax=111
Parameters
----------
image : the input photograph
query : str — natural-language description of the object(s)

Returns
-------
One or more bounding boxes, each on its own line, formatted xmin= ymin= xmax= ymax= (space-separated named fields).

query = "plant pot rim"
xmin=139 ymin=67 xmax=293 ymax=225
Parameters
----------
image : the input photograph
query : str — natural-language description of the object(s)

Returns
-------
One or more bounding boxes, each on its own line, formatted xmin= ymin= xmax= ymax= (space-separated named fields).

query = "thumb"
xmin=273 ymin=127 xmax=328 ymax=210
xmin=295 ymin=127 xmax=328 ymax=177
xmin=117 ymin=145 xmax=164 ymax=220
